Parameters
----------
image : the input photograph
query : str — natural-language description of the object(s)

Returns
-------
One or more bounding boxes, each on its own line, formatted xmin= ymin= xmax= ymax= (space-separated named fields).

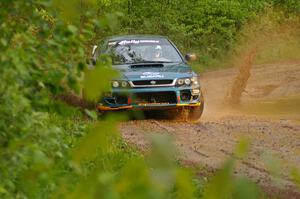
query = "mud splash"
xmin=226 ymin=49 xmax=257 ymax=105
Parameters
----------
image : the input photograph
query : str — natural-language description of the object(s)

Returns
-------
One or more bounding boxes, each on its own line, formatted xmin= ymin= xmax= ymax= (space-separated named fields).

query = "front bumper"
xmin=97 ymin=86 xmax=202 ymax=111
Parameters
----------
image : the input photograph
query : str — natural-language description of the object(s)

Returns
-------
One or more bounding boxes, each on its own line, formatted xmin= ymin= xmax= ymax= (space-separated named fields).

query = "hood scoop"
xmin=130 ymin=63 xmax=164 ymax=69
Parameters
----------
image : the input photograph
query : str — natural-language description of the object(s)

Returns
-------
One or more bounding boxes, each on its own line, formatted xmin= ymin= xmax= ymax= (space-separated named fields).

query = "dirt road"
xmin=119 ymin=62 xmax=300 ymax=197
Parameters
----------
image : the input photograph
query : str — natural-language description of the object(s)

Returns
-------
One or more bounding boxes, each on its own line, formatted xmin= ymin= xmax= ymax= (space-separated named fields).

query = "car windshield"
xmin=104 ymin=38 xmax=183 ymax=64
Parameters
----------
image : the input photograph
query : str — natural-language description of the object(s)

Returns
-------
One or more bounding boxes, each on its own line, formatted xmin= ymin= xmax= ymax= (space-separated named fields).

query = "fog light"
xmin=181 ymin=93 xmax=190 ymax=101
xmin=180 ymin=90 xmax=191 ymax=101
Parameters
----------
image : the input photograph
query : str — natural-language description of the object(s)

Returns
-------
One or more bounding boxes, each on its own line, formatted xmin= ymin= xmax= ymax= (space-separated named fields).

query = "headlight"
xmin=111 ymin=80 xmax=129 ymax=88
xmin=121 ymin=81 xmax=128 ymax=87
xmin=177 ymin=77 xmax=199 ymax=86
xmin=177 ymin=78 xmax=192 ymax=86
xmin=112 ymin=81 xmax=119 ymax=88
xmin=177 ymin=79 xmax=184 ymax=85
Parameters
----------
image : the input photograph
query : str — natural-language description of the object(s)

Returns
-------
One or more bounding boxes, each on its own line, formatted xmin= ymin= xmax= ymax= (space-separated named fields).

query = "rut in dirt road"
xmin=120 ymin=116 xmax=300 ymax=185
xmin=120 ymin=115 xmax=300 ymax=198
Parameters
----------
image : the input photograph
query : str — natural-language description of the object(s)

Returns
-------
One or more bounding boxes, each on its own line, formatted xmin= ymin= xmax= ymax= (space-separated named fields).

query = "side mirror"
xmin=185 ymin=53 xmax=197 ymax=62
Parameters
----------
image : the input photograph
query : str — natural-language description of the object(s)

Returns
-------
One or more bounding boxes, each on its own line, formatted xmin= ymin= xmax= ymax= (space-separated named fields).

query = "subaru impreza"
xmin=92 ymin=35 xmax=204 ymax=120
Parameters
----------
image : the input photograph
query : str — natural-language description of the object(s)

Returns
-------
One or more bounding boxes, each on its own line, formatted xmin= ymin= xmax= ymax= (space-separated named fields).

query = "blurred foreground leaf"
xmin=175 ymin=168 xmax=195 ymax=199
xmin=203 ymin=159 xmax=235 ymax=199
xmin=291 ymin=167 xmax=300 ymax=189
xmin=233 ymin=176 xmax=262 ymax=199
xmin=84 ymin=109 xmax=98 ymax=120
xmin=71 ymin=120 xmax=120 ymax=164
xmin=83 ymin=61 xmax=119 ymax=101
xmin=234 ymin=138 xmax=250 ymax=159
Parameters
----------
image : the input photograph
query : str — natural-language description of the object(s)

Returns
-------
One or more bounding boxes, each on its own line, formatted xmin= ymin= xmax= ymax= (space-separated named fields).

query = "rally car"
xmin=91 ymin=35 xmax=204 ymax=120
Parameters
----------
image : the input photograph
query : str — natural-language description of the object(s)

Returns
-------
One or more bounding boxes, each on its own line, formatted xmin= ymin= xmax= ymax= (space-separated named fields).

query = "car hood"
xmin=113 ymin=63 xmax=194 ymax=81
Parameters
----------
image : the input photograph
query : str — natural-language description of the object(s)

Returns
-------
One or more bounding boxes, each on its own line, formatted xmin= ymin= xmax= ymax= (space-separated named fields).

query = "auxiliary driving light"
xmin=184 ymin=78 xmax=191 ymax=85
xmin=191 ymin=77 xmax=199 ymax=85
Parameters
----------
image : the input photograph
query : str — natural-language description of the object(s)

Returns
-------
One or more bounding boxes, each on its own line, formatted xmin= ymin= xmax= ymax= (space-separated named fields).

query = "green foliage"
xmin=83 ymin=60 xmax=119 ymax=101
xmin=0 ymin=0 xmax=96 ymax=198
xmin=92 ymin=0 xmax=300 ymax=68
xmin=273 ymin=0 xmax=300 ymax=13
xmin=58 ymin=133 xmax=199 ymax=199
xmin=91 ymin=0 xmax=270 ymax=65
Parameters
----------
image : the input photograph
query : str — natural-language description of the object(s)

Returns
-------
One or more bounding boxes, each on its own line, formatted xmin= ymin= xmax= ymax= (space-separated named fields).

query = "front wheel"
xmin=179 ymin=95 xmax=204 ymax=121
xmin=188 ymin=101 xmax=204 ymax=121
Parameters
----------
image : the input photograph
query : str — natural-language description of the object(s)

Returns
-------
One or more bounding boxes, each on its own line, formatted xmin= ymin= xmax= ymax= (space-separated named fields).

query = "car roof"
xmin=107 ymin=35 xmax=168 ymax=41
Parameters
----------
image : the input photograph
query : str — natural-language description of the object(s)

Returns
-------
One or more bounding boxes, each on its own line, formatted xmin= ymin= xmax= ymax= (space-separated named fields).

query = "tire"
xmin=178 ymin=94 xmax=204 ymax=121
xmin=188 ymin=100 xmax=204 ymax=121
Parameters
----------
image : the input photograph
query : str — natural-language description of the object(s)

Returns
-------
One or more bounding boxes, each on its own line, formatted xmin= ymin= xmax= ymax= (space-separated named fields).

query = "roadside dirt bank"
xmin=119 ymin=62 xmax=300 ymax=198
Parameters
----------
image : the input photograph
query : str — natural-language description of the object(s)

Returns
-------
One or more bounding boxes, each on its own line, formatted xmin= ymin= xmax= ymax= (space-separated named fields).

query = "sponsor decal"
xmin=138 ymin=102 xmax=169 ymax=106
xmin=140 ymin=72 xmax=164 ymax=78
xmin=108 ymin=41 xmax=117 ymax=46
xmin=118 ymin=40 xmax=160 ymax=45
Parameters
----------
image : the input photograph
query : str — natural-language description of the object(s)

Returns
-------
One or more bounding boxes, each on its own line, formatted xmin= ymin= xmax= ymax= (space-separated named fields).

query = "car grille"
xmin=134 ymin=91 xmax=177 ymax=104
xmin=131 ymin=79 xmax=173 ymax=86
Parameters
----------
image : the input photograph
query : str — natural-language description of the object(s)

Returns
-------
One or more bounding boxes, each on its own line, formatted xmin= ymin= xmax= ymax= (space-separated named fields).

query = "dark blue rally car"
xmin=92 ymin=35 xmax=204 ymax=120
